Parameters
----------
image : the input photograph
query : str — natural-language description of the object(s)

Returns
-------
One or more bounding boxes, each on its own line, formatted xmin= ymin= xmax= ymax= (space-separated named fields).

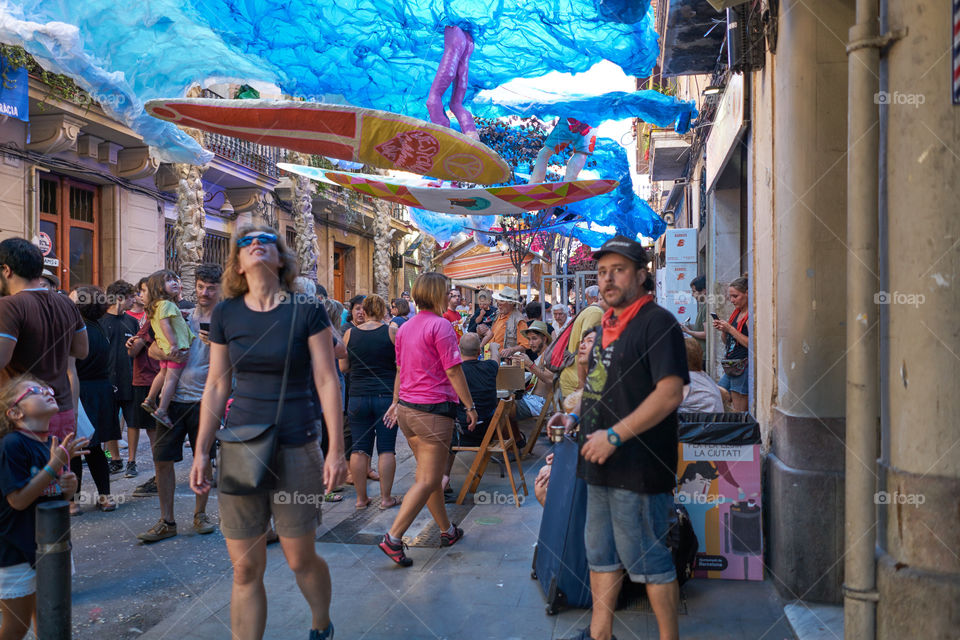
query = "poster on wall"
xmin=676 ymin=414 xmax=763 ymax=581
xmin=0 ymin=58 xmax=28 ymax=122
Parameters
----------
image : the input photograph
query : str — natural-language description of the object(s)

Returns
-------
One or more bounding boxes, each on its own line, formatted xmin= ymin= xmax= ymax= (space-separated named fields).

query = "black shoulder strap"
xmin=274 ymin=299 xmax=298 ymax=425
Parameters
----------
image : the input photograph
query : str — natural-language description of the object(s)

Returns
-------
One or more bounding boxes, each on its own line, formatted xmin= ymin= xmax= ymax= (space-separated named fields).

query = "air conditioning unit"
xmin=726 ymin=5 xmax=766 ymax=73
xmin=708 ymin=0 xmax=750 ymax=10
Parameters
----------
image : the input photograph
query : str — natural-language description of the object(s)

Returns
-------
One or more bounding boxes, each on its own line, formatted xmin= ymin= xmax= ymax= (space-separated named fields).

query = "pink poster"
xmin=676 ymin=443 xmax=763 ymax=580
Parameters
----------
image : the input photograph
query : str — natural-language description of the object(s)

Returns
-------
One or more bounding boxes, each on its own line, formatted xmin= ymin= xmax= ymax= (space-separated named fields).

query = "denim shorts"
xmin=719 ymin=370 xmax=749 ymax=395
xmin=348 ymin=394 xmax=397 ymax=456
xmin=584 ymin=485 xmax=677 ymax=584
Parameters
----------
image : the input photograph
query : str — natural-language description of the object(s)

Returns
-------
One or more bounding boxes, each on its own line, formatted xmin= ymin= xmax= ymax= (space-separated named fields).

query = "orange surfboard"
xmin=144 ymin=98 xmax=511 ymax=184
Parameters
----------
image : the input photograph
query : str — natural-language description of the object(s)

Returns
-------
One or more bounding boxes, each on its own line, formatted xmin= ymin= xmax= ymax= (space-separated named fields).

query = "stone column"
xmin=877 ymin=2 xmax=960 ymax=636
xmin=419 ymin=238 xmax=435 ymax=272
xmin=372 ymin=200 xmax=391 ymax=298
xmin=764 ymin=0 xmax=854 ymax=604
xmin=289 ymin=153 xmax=318 ymax=280
xmin=173 ymin=127 xmax=206 ymax=303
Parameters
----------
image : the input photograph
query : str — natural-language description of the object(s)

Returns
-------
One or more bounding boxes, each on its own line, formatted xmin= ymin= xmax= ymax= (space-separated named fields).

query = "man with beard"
xmin=550 ymin=236 xmax=688 ymax=640
xmin=0 ymin=238 xmax=88 ymax=442
xmin=137 ymin=263 xmax=222 ymax=542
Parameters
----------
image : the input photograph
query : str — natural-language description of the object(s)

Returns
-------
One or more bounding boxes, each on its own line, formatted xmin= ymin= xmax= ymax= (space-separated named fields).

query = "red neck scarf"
xmin=729 ymin=308 xmax=748 ymax=332
xmin=601 ymin=293 xmax=654 ymax=348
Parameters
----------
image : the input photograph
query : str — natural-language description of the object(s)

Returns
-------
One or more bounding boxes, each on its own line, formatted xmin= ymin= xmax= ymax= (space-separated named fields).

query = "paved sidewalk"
xmin=139 ymin=436 xmax=797 ymax=640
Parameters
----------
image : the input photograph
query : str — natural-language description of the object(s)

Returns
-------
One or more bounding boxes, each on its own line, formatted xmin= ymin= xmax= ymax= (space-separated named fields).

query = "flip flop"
xmin=379 ymin=496 xmax=402 ymax=510
xmin=355 ymin=499 xmax=372 ymax=510
xmin=323 ymin=492 xmax=344 ymax=503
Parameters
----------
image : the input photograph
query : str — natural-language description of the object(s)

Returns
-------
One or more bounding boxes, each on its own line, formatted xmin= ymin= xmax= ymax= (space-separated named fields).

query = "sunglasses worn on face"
xmin=13 ymin=386 xmax=54 ymax=406
xmin=237 ymin=233 xmax=278 ymax=248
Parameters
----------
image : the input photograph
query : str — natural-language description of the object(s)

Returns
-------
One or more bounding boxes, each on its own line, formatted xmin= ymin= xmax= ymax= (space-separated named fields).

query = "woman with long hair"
xmin=713 ymin=275 xmax=750 ymax=411
xmin=340 ymin=294 xmax=399 ymax=509
xmin=380 ymin=272 xmax=477 ymax=567
xmin=69 ymin=285 xmax=117 ymax=513
xmin=189 ymin=225 xmax=346 ymax=640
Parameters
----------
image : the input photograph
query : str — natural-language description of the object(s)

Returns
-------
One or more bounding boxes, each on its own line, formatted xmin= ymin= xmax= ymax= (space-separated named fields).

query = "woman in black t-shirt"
xmin=340 ymin=294 xmax=399 ymax=510
xmin=189 ymin=225 xmax=346 ymax=640
xmin=69 ymin=285 xmax=115 ymax=513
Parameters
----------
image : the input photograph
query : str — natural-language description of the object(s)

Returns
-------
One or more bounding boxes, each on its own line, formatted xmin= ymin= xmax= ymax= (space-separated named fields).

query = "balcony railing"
xmin=202 ymin=131 xmax=287 ymax=178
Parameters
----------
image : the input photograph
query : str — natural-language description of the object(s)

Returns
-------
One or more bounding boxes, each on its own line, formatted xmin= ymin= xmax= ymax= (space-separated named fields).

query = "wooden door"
xmin=38 ymin=175 xmax=99 ymax=290
xmin=333 ymin=246 xmax=345 ymax=302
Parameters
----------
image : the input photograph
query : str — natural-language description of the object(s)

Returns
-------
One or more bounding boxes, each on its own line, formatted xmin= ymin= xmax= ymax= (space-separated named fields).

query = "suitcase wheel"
xmin=531 ymin=569 xmax=537 ymax=580
xmin=546 ymin=603 xmax=558 ymax=616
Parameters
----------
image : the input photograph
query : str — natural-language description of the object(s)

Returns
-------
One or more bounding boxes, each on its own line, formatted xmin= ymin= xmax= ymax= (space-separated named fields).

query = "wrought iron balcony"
xmin=202 ymin=131 xmax=286 ymax=178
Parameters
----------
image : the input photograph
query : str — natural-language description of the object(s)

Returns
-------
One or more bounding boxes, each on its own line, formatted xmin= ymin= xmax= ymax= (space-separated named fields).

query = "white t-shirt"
xmin=680 ymin=371 xmax=724 ymax=413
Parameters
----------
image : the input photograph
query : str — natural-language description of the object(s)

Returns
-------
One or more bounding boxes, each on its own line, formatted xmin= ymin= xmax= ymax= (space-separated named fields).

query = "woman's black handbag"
xmin=216 ymin=300 xmax=298 ymax=495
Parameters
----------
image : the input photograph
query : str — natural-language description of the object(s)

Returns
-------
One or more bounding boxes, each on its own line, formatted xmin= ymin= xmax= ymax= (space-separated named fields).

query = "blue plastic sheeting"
xmin=473 ymin=90 xmax=698 ymax=134
xmin=408 ymin=208 xmax=495 ymax=243
xmin=562 ymin=137 xmax=666 ymax=240
xmin=3 ymin=1 xmax=659 ymax=163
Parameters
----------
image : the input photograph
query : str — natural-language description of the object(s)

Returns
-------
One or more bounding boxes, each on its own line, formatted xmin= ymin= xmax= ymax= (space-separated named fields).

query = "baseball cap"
xmin=591 ymin=235 xmax=649 ymax=266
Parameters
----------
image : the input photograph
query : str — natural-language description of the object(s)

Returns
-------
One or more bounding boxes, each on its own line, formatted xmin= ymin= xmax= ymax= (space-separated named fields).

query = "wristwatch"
xmin=466 ymin=406 xmax=477 ymax=413
xmin=606 ymin=427 xmax=622 ymax=447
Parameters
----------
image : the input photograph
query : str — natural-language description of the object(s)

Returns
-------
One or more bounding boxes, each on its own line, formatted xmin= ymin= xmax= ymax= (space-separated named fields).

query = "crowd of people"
xmin=0 ymin=229 xmax=749 ymax=640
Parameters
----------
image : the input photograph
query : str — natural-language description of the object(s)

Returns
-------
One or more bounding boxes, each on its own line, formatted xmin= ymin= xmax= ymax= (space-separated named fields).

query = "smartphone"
xmin=710 ymin=312 xmax=720 ymax=321
xmin=199 ymin=322 xmax=210 ymax=332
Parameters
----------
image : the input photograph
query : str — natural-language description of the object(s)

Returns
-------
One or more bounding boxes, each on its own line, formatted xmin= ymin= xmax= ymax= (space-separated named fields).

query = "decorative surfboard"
xmin=144 ymin=99 xmax=511 ymax=184
xmin=276 ymin=164 xmax=618 ymax=216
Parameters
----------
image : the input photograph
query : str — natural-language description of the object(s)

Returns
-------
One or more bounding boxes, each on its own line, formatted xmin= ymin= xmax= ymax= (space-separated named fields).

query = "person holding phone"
xmin=712 ymin=276 xmax=750 ymax=411
xmin=681 ymin=275 xmax=708 ymax=358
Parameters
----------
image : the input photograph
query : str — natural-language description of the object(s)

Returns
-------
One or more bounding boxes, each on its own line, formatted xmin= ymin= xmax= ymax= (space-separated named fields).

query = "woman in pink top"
xmin=380 ymin=272 xmax=477 ymax=567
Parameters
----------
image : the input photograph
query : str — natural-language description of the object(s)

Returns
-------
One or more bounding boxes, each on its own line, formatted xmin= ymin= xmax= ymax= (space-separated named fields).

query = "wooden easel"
xmin=454 ymin=396 xmax=528 ymax=508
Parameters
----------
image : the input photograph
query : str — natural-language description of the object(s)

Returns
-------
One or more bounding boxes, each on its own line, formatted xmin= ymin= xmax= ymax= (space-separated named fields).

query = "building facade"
xmin=0 ymin=65 xmax=419 ymax=301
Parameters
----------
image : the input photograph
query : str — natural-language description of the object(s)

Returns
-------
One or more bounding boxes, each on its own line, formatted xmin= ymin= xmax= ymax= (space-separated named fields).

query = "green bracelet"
xmin=42 ymin=465 xmax=57 ymax=479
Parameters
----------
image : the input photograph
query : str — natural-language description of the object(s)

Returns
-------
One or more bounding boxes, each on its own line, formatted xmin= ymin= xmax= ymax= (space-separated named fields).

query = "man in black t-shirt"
xmin=443 ymin=333 xmax=498 ymax=493
xmin=101 ymin=280 xmax=139 ymax=475
xmin=551 ymin=236 xmax=688 ymax=640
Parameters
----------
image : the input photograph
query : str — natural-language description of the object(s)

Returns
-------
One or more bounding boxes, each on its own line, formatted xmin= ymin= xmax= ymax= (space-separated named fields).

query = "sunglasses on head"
xmin=13 ymin=385 xmax=54 ymax=406
xmin=236 ymin=233 xmax=278 ymax=248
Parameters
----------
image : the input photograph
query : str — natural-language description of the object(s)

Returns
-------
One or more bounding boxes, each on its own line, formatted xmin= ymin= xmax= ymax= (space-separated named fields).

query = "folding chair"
xmin=520 ymin=382 xmax=557 ymax=458
xmin=454 ymin=397 xmax=528 ymax=508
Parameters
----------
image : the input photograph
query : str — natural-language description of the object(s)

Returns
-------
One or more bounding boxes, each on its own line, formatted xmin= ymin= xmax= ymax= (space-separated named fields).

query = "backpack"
xmin=670 ymin=503 xmax=699 ymax=586
xmin=541 ymin=307 xmax=596 ymax=375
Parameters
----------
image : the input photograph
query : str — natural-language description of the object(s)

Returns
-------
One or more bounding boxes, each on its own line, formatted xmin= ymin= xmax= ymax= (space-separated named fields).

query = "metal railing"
xmin=202 ymin=131 xmax=287 ymax=178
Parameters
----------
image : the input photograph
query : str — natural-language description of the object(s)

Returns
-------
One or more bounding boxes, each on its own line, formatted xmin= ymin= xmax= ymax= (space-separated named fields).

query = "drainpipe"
xmin=844 ymin=0 xmax=881 ymax=638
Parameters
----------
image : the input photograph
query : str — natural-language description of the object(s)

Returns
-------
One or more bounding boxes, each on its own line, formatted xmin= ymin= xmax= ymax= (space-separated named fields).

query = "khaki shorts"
xmin=218 ymin=440 xmax=325 ymax=540
xmin=397 ymin=405 xmax=454 ymax=447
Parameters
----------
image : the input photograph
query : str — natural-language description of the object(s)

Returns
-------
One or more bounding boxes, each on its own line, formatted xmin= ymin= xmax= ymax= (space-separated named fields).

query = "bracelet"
xmin=59 ymin=444 xmax=70 ymax=459
xmin=568 ymin=412 xmax=580 ymax=425
xmin=465 ymin=406 xmax=477 ymax=413
xmin=42 ymin=464 xmax=57 ymax=479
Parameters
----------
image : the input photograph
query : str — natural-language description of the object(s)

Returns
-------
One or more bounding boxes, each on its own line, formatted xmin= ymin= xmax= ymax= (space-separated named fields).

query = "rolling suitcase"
xmin=531 ymin=435 xmax=592 ymax=614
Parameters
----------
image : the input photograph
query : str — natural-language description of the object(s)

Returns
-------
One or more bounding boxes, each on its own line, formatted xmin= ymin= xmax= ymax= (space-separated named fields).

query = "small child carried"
xmin=140 ymin=270 xmax=195 ymax=429
xmin=0 ymin=375 xmax=87 ymax=640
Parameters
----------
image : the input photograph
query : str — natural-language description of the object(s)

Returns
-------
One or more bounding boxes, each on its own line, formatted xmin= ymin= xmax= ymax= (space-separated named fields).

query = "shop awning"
xmin=443 ymin=251 xmax=533 ymax=280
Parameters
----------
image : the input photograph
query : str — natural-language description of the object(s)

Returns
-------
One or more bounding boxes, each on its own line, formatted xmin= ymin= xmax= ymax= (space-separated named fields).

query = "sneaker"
xmin=558 ymin=629 xmax=617 ymax=640
xmin=193 ymin=512 xmax=216 ymax=535
xmin=132 ymin=476 xmax=158 ymax=497
xmin=378 ymin=534 xmax=413 ymax=567
xmin=124 ymin=461 xmax=139 ymax=478
xmin=440 ymin=524 xmax=464 ymax=547
xmin=308 ymin=622 xmax=334 ymax=640
xmin=137 ymin=519 xmax=177 ymax=543
xmin=108 ymin=460 xmax=124 ymax=475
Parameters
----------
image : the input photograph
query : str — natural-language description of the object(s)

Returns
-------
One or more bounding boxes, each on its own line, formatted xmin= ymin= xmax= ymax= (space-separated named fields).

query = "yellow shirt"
xmin=558 ymin=305 xmax=603 ymax=398
xmin=150 ymin=300 xmax=195 ymax=354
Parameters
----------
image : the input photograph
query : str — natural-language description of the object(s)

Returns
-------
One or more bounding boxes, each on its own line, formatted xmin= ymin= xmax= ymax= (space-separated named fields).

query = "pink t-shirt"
xmin=395 ymin=311 xmax=462 ymax=404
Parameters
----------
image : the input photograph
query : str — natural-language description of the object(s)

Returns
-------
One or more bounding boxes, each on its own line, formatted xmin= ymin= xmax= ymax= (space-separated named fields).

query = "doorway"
xmin=333 ymin=244 xmax=345 ymax=302
xmin=38 ymin=175 xmax=100 ymax=290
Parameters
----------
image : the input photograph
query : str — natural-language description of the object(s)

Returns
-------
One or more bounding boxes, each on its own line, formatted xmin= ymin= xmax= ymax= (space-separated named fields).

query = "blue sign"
xmin=0 ymin=58 xmax=29 ymax=122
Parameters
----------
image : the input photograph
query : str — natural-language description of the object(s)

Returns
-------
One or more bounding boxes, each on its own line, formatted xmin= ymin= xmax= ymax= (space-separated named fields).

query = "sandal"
xmin=355 ymin=498 xmax=372 ymax=510
xmin=323 ymin=492 xmax=344 ymax=503
xmin=140 ymin=398 xmax=157 ymax=414
xmin=379 ymin=496 xmax=402 ymax=510
xmin=97 ymin=497 xmax=117 ymax=512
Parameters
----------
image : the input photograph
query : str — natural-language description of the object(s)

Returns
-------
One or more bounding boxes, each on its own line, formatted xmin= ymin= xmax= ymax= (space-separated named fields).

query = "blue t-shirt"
xmin=0 ymin=432 xmax=63 ymax=567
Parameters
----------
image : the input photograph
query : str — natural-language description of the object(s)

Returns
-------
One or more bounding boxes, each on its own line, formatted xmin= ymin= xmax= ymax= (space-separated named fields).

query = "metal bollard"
xmin=36 ymin=500 xmax=71 ymax=640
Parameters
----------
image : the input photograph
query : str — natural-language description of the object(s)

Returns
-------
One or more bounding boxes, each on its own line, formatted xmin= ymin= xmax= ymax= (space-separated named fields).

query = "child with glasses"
xmin=140 ymin=270 xmax=196 ymax=429
xmin=0 ymin=376 xmax=87 ymax=639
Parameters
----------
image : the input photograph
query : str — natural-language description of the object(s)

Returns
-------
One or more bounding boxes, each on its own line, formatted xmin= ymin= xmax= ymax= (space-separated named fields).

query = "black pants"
xmin=71 ymin=446 xmax=111 ymax=498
